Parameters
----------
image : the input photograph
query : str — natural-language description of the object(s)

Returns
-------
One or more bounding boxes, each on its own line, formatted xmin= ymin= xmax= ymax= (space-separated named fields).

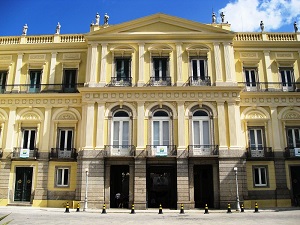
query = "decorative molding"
xmin=29 ymin=54 xmax=46 ymax=61
xmin=63 ymin=53 xmax=81 ymax=60
xmin=246 ymin=112 xmax=265 ymax=119
xmin=240 ymin=52 xmax=258 ymax=59
xmin=21 ymin=113 xmax=40 ymax=121
xmin=275 ymin=52 xmax=293 ymax=59
xmin=283 ymin=112 xmax=300 ymax=120
xmin=0 ymin=55 xmax=12 ymax=61
xmin=58 ymin=113 xmax=76 ymax=120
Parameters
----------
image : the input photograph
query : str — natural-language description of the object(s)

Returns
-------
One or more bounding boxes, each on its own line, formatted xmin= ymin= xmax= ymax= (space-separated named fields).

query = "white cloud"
xmin=219 ymin=0 xmax=300 ymax=31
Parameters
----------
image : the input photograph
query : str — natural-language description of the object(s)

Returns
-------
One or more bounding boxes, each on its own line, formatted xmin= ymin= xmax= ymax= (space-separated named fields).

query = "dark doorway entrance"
xmin=14 ymin=167 xmax=33 ymax=202
xmin=291 ymin=166 xmax=300 ymax=206
xmin=194 ymin=165 xmax=214 ymax=208
xmin=110 ymin=165 xmax=129 ymax=208
xmin=147 ymin=165 xmax=177 ymax=209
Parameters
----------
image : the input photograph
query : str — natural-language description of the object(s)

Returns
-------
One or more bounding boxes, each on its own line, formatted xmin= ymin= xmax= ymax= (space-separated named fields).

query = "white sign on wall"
xmin=156 ymin=146 xmax=168 ymax=157
xmin=20 ymin=149 xmax=30 ymax=158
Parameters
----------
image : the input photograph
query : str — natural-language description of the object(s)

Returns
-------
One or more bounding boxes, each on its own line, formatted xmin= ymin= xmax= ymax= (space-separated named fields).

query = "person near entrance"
xmin=115 ymin=192 xmax=123 ymax=208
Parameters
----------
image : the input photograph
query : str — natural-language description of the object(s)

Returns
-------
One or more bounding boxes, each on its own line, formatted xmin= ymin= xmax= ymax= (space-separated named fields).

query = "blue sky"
xmin=0 ymin=0 xmax=299 ymax=36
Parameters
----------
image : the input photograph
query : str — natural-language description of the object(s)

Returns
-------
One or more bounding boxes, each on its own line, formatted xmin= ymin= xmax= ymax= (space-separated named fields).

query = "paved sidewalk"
xmin=1 ymin=206 xmax=300 ymax=225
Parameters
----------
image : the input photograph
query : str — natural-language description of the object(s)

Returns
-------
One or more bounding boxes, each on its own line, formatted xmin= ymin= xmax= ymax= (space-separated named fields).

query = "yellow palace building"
xmin=0 ymin=13 xmax=300 ymax=210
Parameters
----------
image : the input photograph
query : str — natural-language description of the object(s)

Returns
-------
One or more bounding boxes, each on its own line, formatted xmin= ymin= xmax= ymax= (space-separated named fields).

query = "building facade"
xmin=0 ymin=13 xmax=299 ymax=210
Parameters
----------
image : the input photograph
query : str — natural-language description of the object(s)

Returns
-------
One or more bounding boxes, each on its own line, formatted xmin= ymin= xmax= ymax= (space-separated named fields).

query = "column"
xmin=177 ymin=101 xmax=185 ymax=151
xmin=99 ymin=43 xmax=108 ymax=87
xmin=223 ymin=42 xmax=235 ymax=84
xmin=136 ymin=101 xmax=145 ymax=151
xmin=87 ymin=43 xmax=98 ymax=86
xmin=217 ymin=101 xmax=227 ymax=150
xmin=13 ymin=53 xmax=23 ymax=91
xmin=213 ymin=43 xmax=223 ymax=84
xmin=264 ymin=51 xmax=274 ymax=88
xmin=176 ymin=43 xmax=183 ymax=86
xmin=49 ymin=52 xmax=57 ymax=89
xmin=96 ymin=102 xmax=105 ymax=150
xmin=270 ymin=106 xmax=281 ymax=151
xmin=41 ymin=107 xmax=52 ymax=156
xmin=137 ymin=43 xmax=145 ymax=87
xmin=227 ymin=102 xmax=241 ymax=150
xmin=5 ymin=107 xmax=16 ymax=151
xmin=84 ymin=102 xmax=95 ymax=150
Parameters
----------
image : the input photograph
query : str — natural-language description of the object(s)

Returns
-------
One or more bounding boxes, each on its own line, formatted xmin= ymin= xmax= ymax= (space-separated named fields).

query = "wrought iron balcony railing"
xmin=149 ymin=77 xmax=172 ymax=86
xmin=1 ymin=83 xmax=84 ymax=94
xmin=108 ymin=77 xmax=132 ymax=87
xmin=285 ymin=147 xmax=300 ymax=159
xmin=50 ymin=148 xmax=77 ymax=160
xmin=246 ymin=147 xmax=273 ymax=159
xmin=104 ymin=145 xmax=135 ymax=157
xmin=188 ymin=145 xmax=219 ymax=157
xmin=146 ymin=145 xmax=177 ymax=157
xmin=189 ymin=76 xmax=211 ymax=86
xmin=12 ymin=147 xmax=39 ymax=159
xmin=238 ymin=82 xmax=300 ymax=92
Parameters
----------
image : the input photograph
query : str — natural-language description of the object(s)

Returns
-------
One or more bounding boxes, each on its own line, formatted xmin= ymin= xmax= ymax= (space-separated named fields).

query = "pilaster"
xmin=136 ymin=101 xmax=145 ymax=151
xmin=95 ymin=102 xmax=105 ymax=150
xmin=84 ymin=102 xmax=95 ymax=150
xmin=87 ymin=43 xmax=99 ymax=86
xmin=99 ymin=43 xmax=108 ymax=87
xmin=213 ymin=43 xmax=223 ymax=85
xmin=137 ymin=43 xmax=145 ymax=87
xmin=177 ymin=101 xmax=185 ymax=151
xmin=176 ymin=43 xmax=183 ymax=86
xmin=217 ymin=101 xmax=227 ymax=150
xmin=49 ymin=52 xmax=57 ymax=89
xmin=5 ymin=107 xmax=16 ymax=151
xmin=13 ymin=53 xmax=23 ymax=92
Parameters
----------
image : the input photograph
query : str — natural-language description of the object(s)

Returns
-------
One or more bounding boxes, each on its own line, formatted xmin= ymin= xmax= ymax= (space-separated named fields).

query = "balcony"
xmin=12 ymin=147 xmax=39 ymax=159
xmin=188 ymin=145 xmax=219 ymax=157
xmin=149 ymin=77 xmax=172 ymax=86
xmin=50 ymin=148 xmax=77 ymax=160
xmin=146 ymin=145 xmax=177 ymax=157
xmin=285 ymin=147 xmax=300 ymax=159
xmin=104 ymin=145 xmax=135 ymax=157
xmin=108 ymin=77 xmax=132 ymax=87
xmin=1 ymin=83 xmax=84 ymax=94
xmin=238 ymin=82 xmax=300 ymax=92
xmin=246 ymin=147 xmax=273 ymax=159
xmin=188 ymin=76 xmax=211 ymax=86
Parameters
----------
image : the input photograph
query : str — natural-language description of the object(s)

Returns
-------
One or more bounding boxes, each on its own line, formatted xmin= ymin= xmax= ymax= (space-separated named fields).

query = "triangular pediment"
xmin=86 ymin=13 xmax=235 ymax=40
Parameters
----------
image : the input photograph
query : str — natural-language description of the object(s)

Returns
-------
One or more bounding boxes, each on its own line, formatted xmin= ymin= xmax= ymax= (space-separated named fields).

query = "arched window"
xmin=192 ymin=110 xmax=210 ymax=147
xmin=152 ymin=110 xmax=170 ymax=146
xmin=112 ymin=110 xmax=130 ymax=147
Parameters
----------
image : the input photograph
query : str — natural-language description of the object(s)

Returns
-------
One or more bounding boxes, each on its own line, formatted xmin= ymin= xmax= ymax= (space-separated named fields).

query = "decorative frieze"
xmin=29 ymin=54 xmax=46 ymax=61
xmin=240 ymin=96 xmax=300 ymax=106
xmin=240 ymin=52 xmax=258 ymax=59
xmin=275 ymin=52 xmax=293 ymax=59
xmin=0 ymin=55 xmax=12 ymax=61
xmin=283 ymin=112 xmax=300 ymax=120
xmin=0 ymin=97 xmax=81 ymax=106
xmin=63 ymin=53 xmax=81 ymax=60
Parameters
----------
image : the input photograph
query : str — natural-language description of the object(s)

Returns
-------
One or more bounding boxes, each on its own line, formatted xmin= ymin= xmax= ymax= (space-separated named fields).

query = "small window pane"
xmin=203 ymin=121 xmax=209 ymax=145
xmin=153 ymin=121 xmax=159 ymax=146
xmin=193 ymin=121 xmax=200 ymax=145
xmin=122 ymin=121 xmax=129 ymax=146
xmin=162 ymin=121 xmax=169 ymax=145
xmin=113 ymin=121 xmax=120 ymax=146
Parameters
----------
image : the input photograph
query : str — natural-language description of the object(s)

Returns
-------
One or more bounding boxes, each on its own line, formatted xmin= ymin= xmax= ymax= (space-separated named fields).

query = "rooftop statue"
xmin=212 ymin=12 xmax=216 ymax=24
xmin=95 ymin=12 xmax=100 ymax=25
xmin=220 ymin=12 xmax=225 ymax=23
xmin=104 ymin=13 xmax=109 ymax=25
xmin=260 ymin=21 xmax=264 ymax=32
xmin=22 ymin=24 xmax=28 ymax=35
xmin=294 ymin=21 xmax=298 ymax=33
xmin=55 ymin=22 xmax=61 ymax=34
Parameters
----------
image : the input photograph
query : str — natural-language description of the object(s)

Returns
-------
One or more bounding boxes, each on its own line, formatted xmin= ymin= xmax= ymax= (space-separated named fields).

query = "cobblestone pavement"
xmin=1 ymin=206 xmax=300 ymax=225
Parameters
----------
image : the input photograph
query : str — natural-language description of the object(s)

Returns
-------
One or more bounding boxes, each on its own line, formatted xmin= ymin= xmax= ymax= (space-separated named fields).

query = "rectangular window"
xmin=287 ymin=127 xmax=300 ymax=148
xmin=244 ymin=68 xmax=257 ymax=91
xmin=22 ymin=129 xmax=36 ymax=150
xmin=56 ymin=167 xmax=69 ymax=187
xmin=115 ymin=58 xmax=130 ymax=80
xmin=112 ymin=120 xmax=129 ymax=147
xmin=153 ymin=58 xmax=168 ymax=80
xmin=58 ymin=129 xmax=73 ymax=158
xmin=280 ymin=68 xmax=294 ymax=91
xmin=253 ymin=166 xmax=268 ymax=187
xmin=248 ymin=128 xmax=264 ymax=150
xmin=193 ymin=120 xmax=210 ymax=146
xmin=0 ymin=71 xmax=7 ymax=93
xmin=29 ymin=70 xmax=42 ymax=93
xmin=63 ymin=69 xmax=77 ymax=92
xmin=191 ymin=58 xmax=207 ymax=80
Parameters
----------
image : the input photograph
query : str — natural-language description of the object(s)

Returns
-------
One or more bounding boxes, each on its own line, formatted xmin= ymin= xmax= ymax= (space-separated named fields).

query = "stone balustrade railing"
xmin=235 ymin=32 xmax=299 ymax=41
xmin=0 ymin=34 xmax=86 ymax=45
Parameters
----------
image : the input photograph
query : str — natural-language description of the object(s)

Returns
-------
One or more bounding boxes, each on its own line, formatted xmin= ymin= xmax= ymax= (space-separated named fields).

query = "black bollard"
xmin=130 ymin=204 xmax=136 ymax=214
xmin=65 ymin=202 xmax=70 ymax=213
xmin=102 ymin=203 xmax=107 ymax=214
xmin=254 ymin=202 xmax=259 ymax=213
xmin=204 ymin=204 xmax=209 ymax=214
xmin=76 ymin=202 xmax=80 ymax=212
xmin=158 ymin=204 xmax=163 ymax=214
xmin=227 ymin=203 xmax=232 ymax=213
xmin=179 ymin=203 xmax=184 ymax=214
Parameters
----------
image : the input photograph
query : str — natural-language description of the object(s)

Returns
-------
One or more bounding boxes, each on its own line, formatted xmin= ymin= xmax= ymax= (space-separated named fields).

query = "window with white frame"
xmin=22 ymin=129 xmax=36 ymax=150
xmin=112 ymin=111 xmax=130 ymax=147
xmin=58 ymin=129 xmax=73 ymax=158
xmin=0 ymin=70 xmax=7 ymax=93
xmin=190 ymin=58 xmax=208 ymax=80
xmin=56 ymin=167 xmax=70 ymax=187
xmin=280 ymin=67 xmax=294 ymax=91
xmin=244 ymin=68 xmax=258 ymax=91
xmin=286 ymin=127 xmax=300 ymax=149
xmin=192 ymin=110 xmax=210 ymax=147
xmin=153 ymin=58 xmax=169 ymax=80
xmin=253 ymin=166 xmax=268 ymax=187
xmin=152 ymin=111 xmax=170 ymax=146
xmin=248 ymin=127 xmax=264 ymax=150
